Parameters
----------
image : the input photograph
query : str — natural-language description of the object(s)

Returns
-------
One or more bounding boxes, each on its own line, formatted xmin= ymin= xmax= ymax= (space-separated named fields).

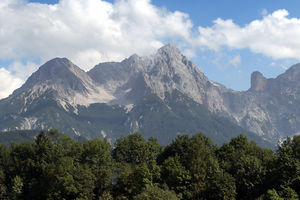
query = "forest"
xmin=0 ymin=130 xmax=299 ymax=200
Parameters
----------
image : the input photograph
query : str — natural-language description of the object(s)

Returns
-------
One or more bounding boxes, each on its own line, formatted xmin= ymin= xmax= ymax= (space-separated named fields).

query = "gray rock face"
xmin=12 ymin=58 xmax=93 ymax=98
xmin=250 ymin=71 xmax=267 ymax=92
xmin=88 ymin=43 xmax=211 ymax=105
xmin=2 ymin=44 xmax=300 ymax=144
xmin=11 ymin=57 xmax=115 ymax=111
xmin=87 ymin=44 xmax=300 ymax=143
xmin=209 ymin=64 xmax=300 ymax=142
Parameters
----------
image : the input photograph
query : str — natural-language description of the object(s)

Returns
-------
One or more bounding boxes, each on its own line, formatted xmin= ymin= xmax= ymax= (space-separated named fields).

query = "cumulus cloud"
xmin=0 ymin=61 xmax=37 ymax=99
xmin=197 ymin=9 xmax=300 ymax=60
xmin=2 ymin=2 xmax=300 ymax=68
xmin=0 ymin=68 xmax=23 ymax=99
xmin=0 ymin=0 xmax=193 ymax=70
xmin=0 ymin=0 xmax=195 ymax=98
xmin=1 ymin=1 xmax=300 ymax=98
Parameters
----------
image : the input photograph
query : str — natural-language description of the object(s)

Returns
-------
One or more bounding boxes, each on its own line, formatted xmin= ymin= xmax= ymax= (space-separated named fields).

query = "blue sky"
xmin=1 ymin=0 xmax=300 ymax=98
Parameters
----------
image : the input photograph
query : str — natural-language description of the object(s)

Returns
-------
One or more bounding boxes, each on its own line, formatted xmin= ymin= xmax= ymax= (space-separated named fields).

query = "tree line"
xmin=0 ymin=130 xmax=299 ymax=200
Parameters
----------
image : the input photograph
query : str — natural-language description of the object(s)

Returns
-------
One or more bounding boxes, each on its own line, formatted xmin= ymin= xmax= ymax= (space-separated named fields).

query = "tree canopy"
xmin=0 ymin=130 xmax=298 ymax=199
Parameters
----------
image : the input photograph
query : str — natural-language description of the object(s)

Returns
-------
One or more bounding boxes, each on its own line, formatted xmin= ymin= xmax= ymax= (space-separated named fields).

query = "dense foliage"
xmin=0 ymin=130 xmax=298 ymax=199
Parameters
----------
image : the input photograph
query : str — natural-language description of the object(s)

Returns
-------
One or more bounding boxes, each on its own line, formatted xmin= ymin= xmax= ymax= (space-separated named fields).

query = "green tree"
xmin=159 ymin=133 xmax=234 ymax=199
xmin=73 ymin=165 xmax=96 ymax=200
xmin=216 ymin=134 xmax=275 ymax=199
xmin=11 ymin=176 xmax=23 ymax=200
xmin=0 ymin=168 xmax=7 ymax=199
xmin=113 ymin=133 xmax=150 ymax=164
xmin=49 ymin=156 xmax=78 ymax=199
xmin=276 ymin=135 xmax=300 ymax=194
xmin=259 ymin=187 xmax=299 ymax=200
xmin=81 ymin=139 xmax=114 ymax=198
xmin=279 ymin=186 xmax=299 ymax=200
xmin=114 ymin=162 xmax=134 ymax=199
xmin=261 ymin=189 xmax=283 ymax=200
xmin=206 ymin=170 xmax=236 ymax=200
xmin=161 ymin=156 xmax=191 ymax=199
xmin=147 ymin=137 xmax=163 ymax=162
xmin=157 ymin=135 xmax=191 ymax=166
xmin=133 ymin=185 xmax=179 ymax=200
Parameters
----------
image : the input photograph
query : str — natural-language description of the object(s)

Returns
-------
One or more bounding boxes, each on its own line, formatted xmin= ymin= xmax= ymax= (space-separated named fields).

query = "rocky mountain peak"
xmin=250 ymin=71 xmax=267 ymax=92
xmin=278 ymin=63 xmax=300 ymax=82
xmin=36 ymin=58 xmax=78 ymax=75
xmin=87 ymin=43 xmax=212 ymax=105
xmin=37 ymin=57 xmax=87 ymax=78
xmin=4 ymin=43 xmax=300 ymax=146
xmin=12 ymin=57 xmax=96 ymax=99
xmin=155 ymin=43 xmax=182 ymax=60
xmin=26 ymin=57 xmax=78 ymax=79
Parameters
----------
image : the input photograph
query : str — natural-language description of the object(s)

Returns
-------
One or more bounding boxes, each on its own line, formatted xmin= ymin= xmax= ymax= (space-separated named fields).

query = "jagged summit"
xmin=277 ymin=63 xmax=300 ymax=81
xmin=156 ymin=43 xmax=182 ymax=57
xmin=87 ymin=43 xmax=213 ymax=105
xmin=2 ymin=44 xmax=300 ymax=146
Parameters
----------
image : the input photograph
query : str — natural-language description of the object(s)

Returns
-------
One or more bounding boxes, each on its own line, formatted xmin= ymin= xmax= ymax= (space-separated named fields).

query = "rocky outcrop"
xmin=211 ymin=64 xmax=300 ymax=142
xmin=250 ymin=71 xmax=267 ymax=92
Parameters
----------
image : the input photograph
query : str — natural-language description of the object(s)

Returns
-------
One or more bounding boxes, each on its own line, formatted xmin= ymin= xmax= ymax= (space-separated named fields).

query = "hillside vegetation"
xmin=0 ymin=130 xmax=298 ymax=200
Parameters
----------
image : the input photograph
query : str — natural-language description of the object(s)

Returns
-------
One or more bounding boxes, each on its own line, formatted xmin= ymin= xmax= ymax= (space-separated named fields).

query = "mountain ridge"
xmin=1 ymin=44 xmax=300 ymax=146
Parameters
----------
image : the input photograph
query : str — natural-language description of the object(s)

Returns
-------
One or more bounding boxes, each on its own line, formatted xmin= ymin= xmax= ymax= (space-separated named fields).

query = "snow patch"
xmin=125 ymin=104 xmax=134 ymax=113
xmin=209 ymin=81 xmax=221 ymax=87
xmin=58 ymin=100 xmax=70 ymax=112
xmin=19 ymin=117 xmax=38 ymax=130
xmin=101 ymin=130 xmax=107 ymax=138
xmin=72 ymin=128 xmax=81 ymax=136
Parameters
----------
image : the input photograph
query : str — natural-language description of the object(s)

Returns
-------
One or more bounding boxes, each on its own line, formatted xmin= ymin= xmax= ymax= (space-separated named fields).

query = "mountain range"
xmin=1 ymin=43 xmax=299 ymax=147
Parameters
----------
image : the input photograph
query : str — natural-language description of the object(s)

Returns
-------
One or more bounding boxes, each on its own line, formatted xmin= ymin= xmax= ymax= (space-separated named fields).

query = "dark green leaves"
xmin=0 ymin=131 xmax=298 ymax=199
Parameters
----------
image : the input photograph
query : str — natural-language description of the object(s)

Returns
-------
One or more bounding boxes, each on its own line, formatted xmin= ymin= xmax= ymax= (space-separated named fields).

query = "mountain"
xmin=87 ymin=44 xmax=212 ymax=105
xmin=220 ymin=64 xmax=300 ymax=143
xmin=0 ymin=130 xmax=40 ymax=145
xmin=1 ymin=43 xmax=297 ymax=147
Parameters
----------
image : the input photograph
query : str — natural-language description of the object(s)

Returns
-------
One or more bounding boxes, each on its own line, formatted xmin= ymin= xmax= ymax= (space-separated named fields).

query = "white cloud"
xmin=208 ymin=52 xmax=241 ymax=70
xmin=261 ymin=9 xmax=268 ymax=16
xmin=0 ymin=68 xmax=23 ymax=99
xmin=0 ymin=0 xmax=196 ymax=98
xmin=2 ymin=1 xmax=299 ymax=71
xmin=228 ymin=54 xmax=241 ymax=67
xmin=0 ymin=61 xmax=38 ymax=99
xmin=2 ymin=1 xmax=300 ymax=98
xmin=0 ymin=0 xmax=193 ymax=69
xmin=8 ymin=61 xmax=39 ymax=80
xmin=197 ymin=9 xmax=300 ymax=60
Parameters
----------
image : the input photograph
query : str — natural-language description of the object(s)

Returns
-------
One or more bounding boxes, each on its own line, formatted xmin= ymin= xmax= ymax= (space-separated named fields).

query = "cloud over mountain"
xmin=2 ymin=1 xmax=300 ymax=98
xmin=0 ymin=68 xmax=22 ymax=99
xmin=197 ymin=9 xmax=300 ymax=59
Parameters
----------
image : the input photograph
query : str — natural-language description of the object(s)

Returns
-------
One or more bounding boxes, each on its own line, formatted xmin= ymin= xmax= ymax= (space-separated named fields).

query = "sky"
xmin=1 ymin=0 xmax=300 ymax=99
